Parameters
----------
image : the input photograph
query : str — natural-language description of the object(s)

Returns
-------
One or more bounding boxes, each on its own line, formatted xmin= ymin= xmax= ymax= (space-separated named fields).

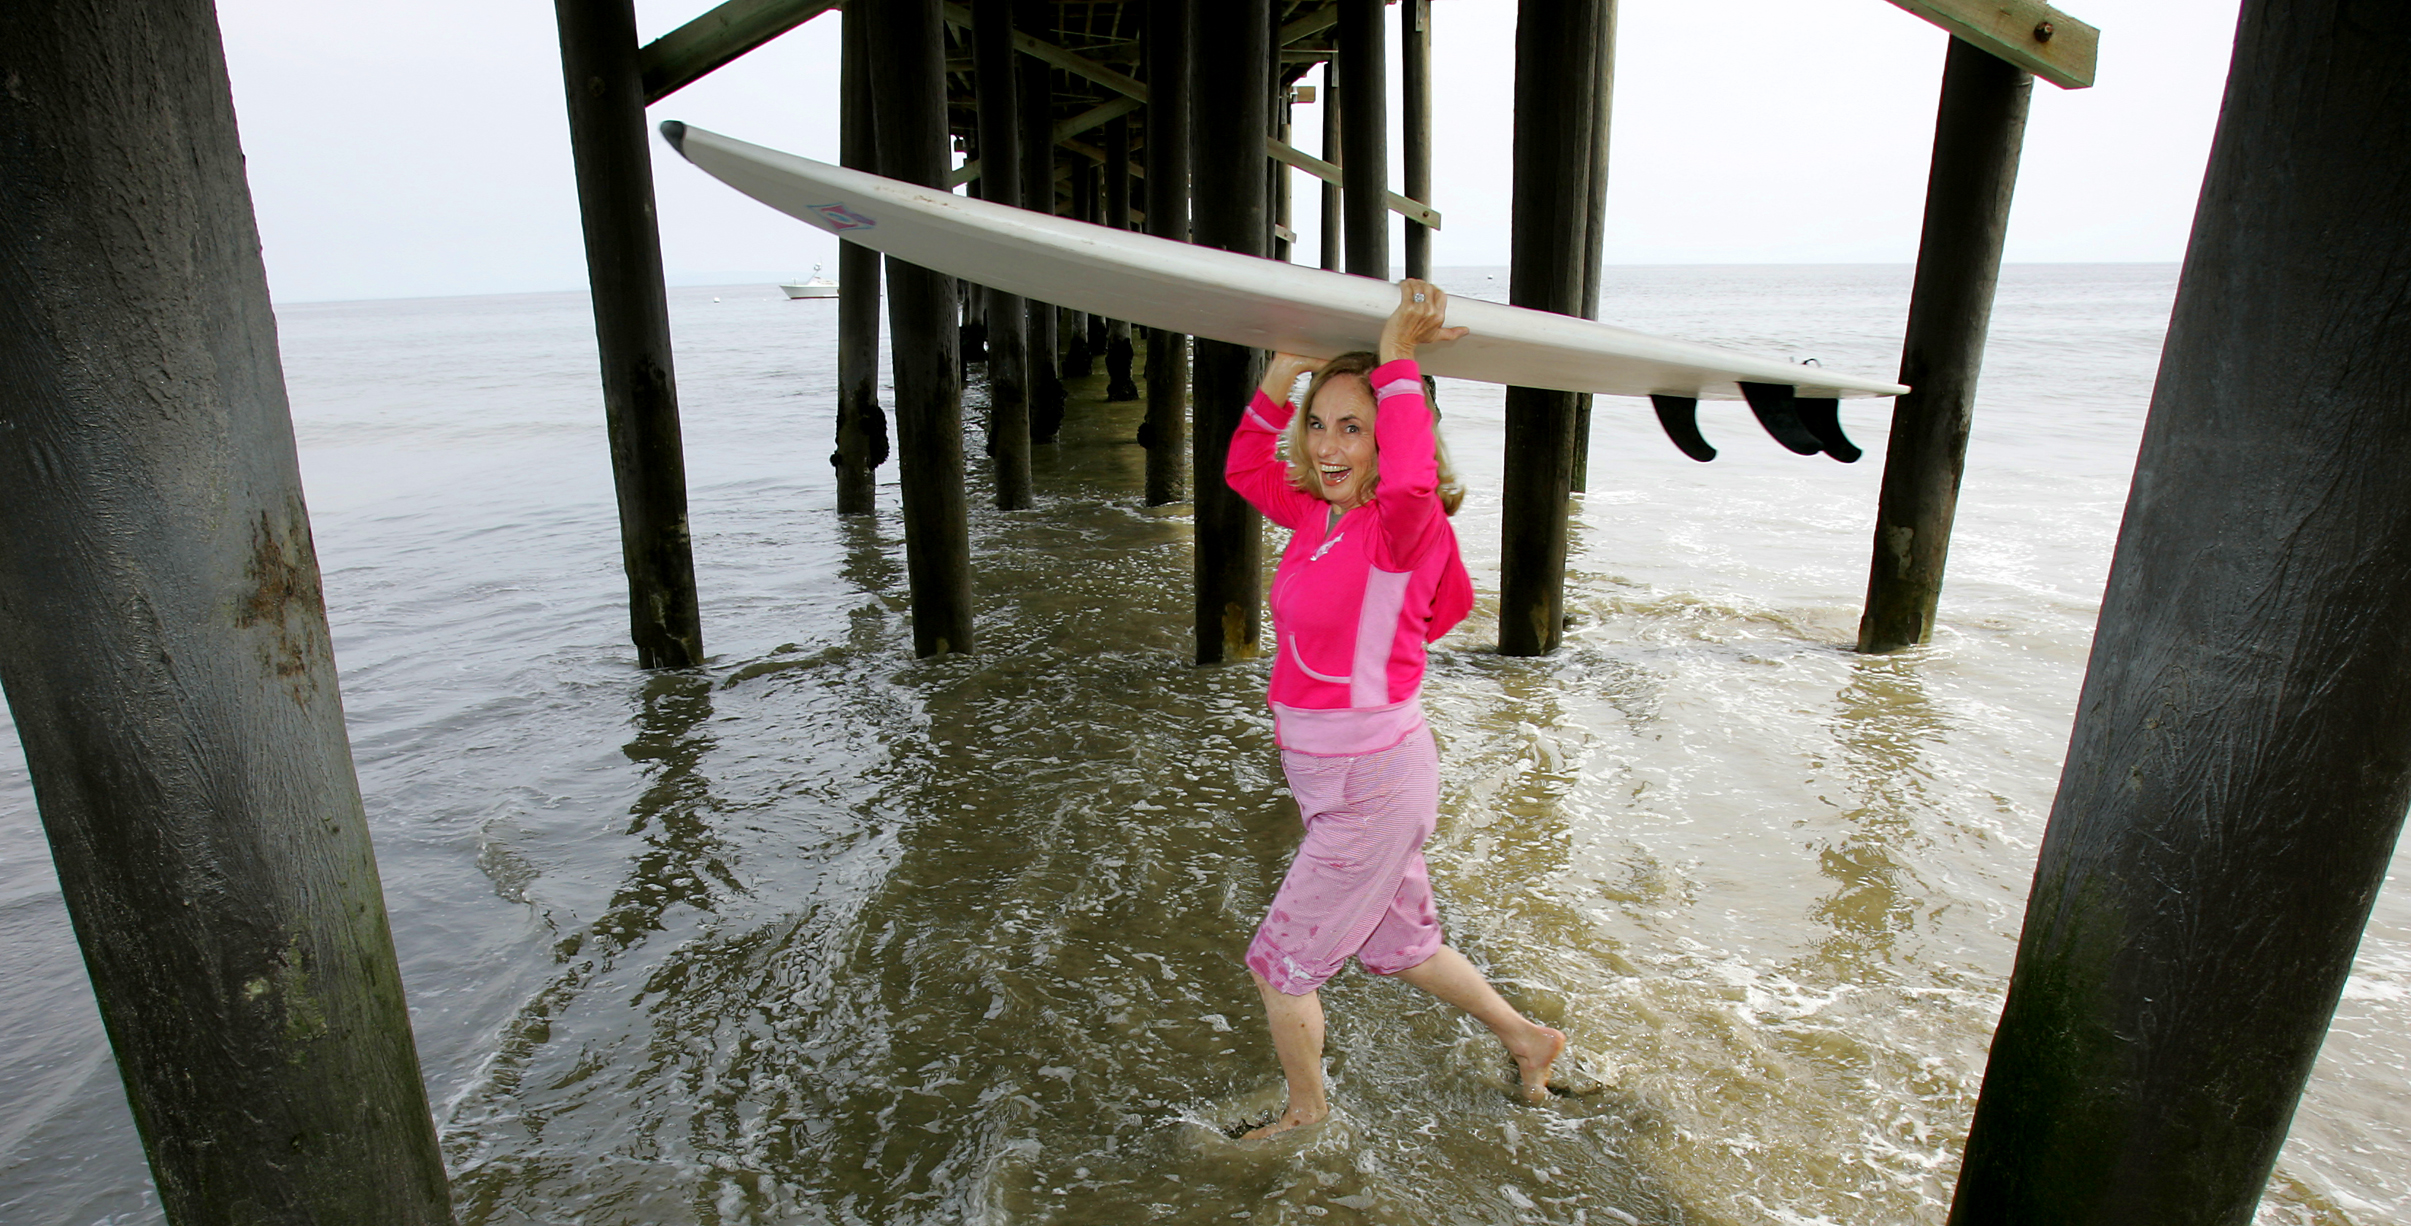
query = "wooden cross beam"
xmin=951 ymin=97 xmax=1144 ymax=185
xmin=639 ymin=0 xmax=843 ymax=105
xmin=1267 ymin=142 xmax=1443 ymax=230
xmin=1884 ymin=0 xmax=2098 ymax=88
xmin=1279 ymin=3 xmax=1341 ymax=44
xmin=936 ymin=0 xmax=1437 ymax=228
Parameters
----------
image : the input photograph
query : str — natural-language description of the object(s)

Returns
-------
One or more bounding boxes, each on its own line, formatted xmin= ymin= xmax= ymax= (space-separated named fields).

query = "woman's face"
xmin=1304 ymin=376 xmax=1379 ymax=508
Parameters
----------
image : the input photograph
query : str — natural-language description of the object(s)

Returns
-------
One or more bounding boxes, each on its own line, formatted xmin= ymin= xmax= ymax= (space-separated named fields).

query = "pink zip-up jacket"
xmin=1226 ymin=358 xmax=1474 ymax=756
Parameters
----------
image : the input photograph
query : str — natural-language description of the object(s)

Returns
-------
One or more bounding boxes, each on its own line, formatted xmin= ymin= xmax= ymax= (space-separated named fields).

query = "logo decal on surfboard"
xmin=810 ymin=202 xmax=876 ymax=231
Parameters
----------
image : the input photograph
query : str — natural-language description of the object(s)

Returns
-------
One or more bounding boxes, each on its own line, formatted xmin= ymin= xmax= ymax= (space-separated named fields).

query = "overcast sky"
xmin=216 ymin=0 xmax=2243 ymax=304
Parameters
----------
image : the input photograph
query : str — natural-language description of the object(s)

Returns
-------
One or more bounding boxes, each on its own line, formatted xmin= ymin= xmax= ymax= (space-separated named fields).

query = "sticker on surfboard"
xmin=810 ymin=202 xmax=876 ymax=231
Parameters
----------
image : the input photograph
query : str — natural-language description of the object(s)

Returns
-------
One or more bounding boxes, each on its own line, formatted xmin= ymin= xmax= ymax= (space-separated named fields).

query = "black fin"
xmin=1792 ymin=397 xmax=1859 ymax=462
xmin=659 ymin=120 xmax=688 ymax=153
xmin=1650 ymin=395 xmax=1715 ymax=462
xmin=1737 ymin=381 xmax=1824 ymax=455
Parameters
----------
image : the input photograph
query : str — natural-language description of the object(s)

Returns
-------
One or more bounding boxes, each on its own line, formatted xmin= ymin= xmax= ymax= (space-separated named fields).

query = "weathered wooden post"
xmin=972 ymin=0 xmax=1033 ymax=508
xmin=1319 ymin=59 xmax=1344 ymax=272
xmin=1082 ymin=153 xmax=1109 ymax=368
xmin=1017 ymin=0 xmax=1066 ymax=441
xmin=1401 ymin=0 xmax=1434 ymax=279
xmin=557 ymin=0 xmax=705 ymax=669
xmin=1949 ymin=3 xmax=2411 ymax=1219
xmin=1570 ymin=0 xmax=1617 ymax=493
xmin=1272 ymin=88 xmax=1296 ymax=264
xmin=1066 ymin=160 xmax=1097 ymax=377
xmin=860 ymin=0 xmax=975 ymax=654
xmin=1498 ymin=0 xmax=1605 ymax=657
xmin=1191 ymin=0 xmax=1273 ymax=664
xmin=1338 ymin=0 xmax=1389 ymax=278
xmin=1142 ymin=0 xmax=1194 ymax=505
xmin=0 ymin=2 xmax=451 ymax=1219
xmin=836 ymin=5 xmax=891 ymax=515
xmin=1856 ymin=36 xmax=2032 ymax=652
xmin=1104 ymin=113 xmax=1142 ymax=401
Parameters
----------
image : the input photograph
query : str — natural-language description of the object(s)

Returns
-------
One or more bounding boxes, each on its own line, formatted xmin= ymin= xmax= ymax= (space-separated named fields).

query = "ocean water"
xmin=1 ymin=264 xmax=2403 ymax=1224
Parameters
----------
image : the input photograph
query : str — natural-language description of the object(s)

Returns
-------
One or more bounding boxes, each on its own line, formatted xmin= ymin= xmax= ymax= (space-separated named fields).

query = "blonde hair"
xmin=1280 ymin=351 xmax=1466 ymax=516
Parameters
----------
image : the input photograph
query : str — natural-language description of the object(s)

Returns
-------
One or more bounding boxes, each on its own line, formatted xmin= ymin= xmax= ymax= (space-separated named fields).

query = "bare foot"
xmin=1510 ymin=1025 xmax=1567 ymax=1104
xmin=1240 ymin=1103 xmax=1329 ymax=1140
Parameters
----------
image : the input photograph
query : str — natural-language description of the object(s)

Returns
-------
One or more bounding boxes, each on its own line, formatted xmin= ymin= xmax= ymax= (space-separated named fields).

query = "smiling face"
xmin=1303 ymin=375 xmax=1379 ymax=509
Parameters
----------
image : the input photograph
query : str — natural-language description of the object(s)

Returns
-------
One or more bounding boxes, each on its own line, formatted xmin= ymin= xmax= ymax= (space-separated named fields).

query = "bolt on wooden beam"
xmin=1884 ymin=0 xmax=2098 ymax=89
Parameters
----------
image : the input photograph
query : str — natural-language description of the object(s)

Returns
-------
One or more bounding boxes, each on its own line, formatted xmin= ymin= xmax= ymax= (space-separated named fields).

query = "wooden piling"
xmin=0 ymin=2 xmax=450 ymax=1218
xmin=1949 ymin=4 xmax=2411 ymax=1218
xmin=558 ymin=0 xmax=705 ymax=669
xmin=836 ymin=6 xmax=891 ymax=515
xmin=1401 ymin=0 xmax=1434 ymax=280
xmin=1498 ymin=0 xmax=1605 ymax=657
xmin=1104 ymin=113 xmax=1142 ymax=401
xmin=1338 ymin=0 xmax=1389 ymax=278
xmin=1190 ymin=0 xmax=1273 ymax=664
xmin=1319 ymin=59 xmax=1343 ymax=272
xmin=1065 ymin=160 xmax=1097 ymax=377
xmin=971 ymin=0 xmax=1033 ymax=508
xmin=1856 ymin=37 xmax=2031 ymax=653
xmin=1570 ymin=0 xmax=1617 ymax=493
xmin=1141 ymin=0 xmax=1193 ymax=505
xmin=863 ymin=0 xmax=976 ymax=655
xmin=1017 ymin=0 xmax=1066 ymax=442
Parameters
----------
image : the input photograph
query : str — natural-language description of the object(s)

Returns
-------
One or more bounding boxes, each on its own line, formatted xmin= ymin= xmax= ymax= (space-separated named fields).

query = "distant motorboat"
xmin=779 ymin=264 xmax=838 ymax=299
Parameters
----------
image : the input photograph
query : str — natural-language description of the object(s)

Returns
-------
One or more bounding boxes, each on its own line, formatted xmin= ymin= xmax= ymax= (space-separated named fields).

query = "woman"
xmin=1224 ymin=278 xmax=1565 ymax=1140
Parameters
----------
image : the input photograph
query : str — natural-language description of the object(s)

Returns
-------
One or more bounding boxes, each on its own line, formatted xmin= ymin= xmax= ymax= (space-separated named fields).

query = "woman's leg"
xmin=1244 ymin=970 xmax=1329 ymax=1138
xmin=1392 ymin=945 xmax=1566 ymax=1102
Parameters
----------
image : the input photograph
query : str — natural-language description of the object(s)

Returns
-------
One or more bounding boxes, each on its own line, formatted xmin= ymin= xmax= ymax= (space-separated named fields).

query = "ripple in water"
xmin=1 ymin=267 xmax=2404 ymax=1225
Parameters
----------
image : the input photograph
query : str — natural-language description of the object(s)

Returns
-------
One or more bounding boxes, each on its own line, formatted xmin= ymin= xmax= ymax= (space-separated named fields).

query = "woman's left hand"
xmin=1379 ymin=279 xmax=1471 ymax=364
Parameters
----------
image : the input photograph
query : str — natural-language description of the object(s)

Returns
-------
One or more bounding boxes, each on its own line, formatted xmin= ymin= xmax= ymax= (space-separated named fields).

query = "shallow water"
xmin=1 ymin=265 xmax=2404 ymax=1224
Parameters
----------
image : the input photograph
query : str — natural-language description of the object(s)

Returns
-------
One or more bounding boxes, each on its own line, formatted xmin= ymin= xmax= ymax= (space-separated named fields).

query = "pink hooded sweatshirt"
xmin=1225 ymin=358 xmax=1475 ymax=756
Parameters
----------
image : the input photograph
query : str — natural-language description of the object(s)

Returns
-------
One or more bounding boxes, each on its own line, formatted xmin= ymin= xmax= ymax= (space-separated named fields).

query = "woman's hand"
xmin=1379 ymin=279 xmax=1471 ymax=364
xmin=1260 ymin=352 xmax=1328 ymax=405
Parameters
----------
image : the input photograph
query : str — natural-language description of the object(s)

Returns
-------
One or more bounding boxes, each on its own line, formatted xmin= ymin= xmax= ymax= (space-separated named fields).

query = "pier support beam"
xmin=559 ymin=0 xmax=706 ymax=668
xmin=1570 ymin=0 xmax=1617 ymax=493
xmin=1319 ymin=58 xmax=1343 ymax=272
xmin=865 ymin=0 xmax=976 ymax=655
xmin=836 ymin=5 xmax=891 ymax=515
xmin=1104 ymin=113 xmax=1142 ymax=401
xmin=1190 ymin=0 xmax=1272 ymax=664
xmin=1499 ymin=0 xmax=1606 ymax=656
xmin=1018 ymin=0 xmax=1066 ymax=442
xmin=1338 ymin=0 xmax=1389 ymax=278
xmin=1065 ymin=160 xmax=1097 ymax=378
xmin=972 ymin=0 xmax=1033 ymax=507
xmin=0 ymin=2 xmax=450 ymax=1220
xmin=1856 ymin=36 xmax=2031 ymax=652
xmin=1141 ymin=0 xmax=1193 ymax=505
xmin=1949 ymin=3 xmax=2411 ymax=1220
xmin=1401 ymin=0 xmax=1433 ymax=280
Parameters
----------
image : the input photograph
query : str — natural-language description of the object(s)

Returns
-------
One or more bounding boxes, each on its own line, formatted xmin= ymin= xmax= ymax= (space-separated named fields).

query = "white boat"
xmin=779 ymin=264 xmax=839 ymax=299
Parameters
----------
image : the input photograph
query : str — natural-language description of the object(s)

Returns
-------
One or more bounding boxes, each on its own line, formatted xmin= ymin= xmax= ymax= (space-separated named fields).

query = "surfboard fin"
xmin=1792 ymin=397 xmax=1860 ymax=462
xmin=1738 ymin=382 xmax=1831 ymax=457
xmin=1650 ymin=395 xmax=1716 ymax=462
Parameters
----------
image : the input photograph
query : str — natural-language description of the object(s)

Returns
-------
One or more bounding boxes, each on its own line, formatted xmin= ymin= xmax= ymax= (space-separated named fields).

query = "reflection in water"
xmin=1812 ymin=657 xmax=1944 ymax=976
xmin=435 ymin=380 xmax=1693 ymax=1224
xmin=24 ymin=271 xmax=2388 ymax=1225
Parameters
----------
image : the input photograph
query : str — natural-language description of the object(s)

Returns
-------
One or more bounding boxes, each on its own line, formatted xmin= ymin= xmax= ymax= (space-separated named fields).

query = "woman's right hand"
xmin=1379 ymin=279 xmax=1470 ymax=364
xmin=1260 ymin=352 xmax=1328 ymax=404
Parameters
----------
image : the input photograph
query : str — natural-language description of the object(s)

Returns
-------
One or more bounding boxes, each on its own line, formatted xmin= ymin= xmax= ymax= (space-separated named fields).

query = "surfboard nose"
xmin=658 ymin=120 xmax=688 ymax=154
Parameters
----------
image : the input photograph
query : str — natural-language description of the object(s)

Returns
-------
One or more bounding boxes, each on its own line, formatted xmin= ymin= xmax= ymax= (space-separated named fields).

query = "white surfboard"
xmin=660 ymin=122 xmax=1907 ymax=408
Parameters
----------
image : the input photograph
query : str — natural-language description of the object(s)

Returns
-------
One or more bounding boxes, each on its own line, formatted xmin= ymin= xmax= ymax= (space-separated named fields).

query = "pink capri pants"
xmin=1245 ymin=726 xmax=1445 ymax=995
